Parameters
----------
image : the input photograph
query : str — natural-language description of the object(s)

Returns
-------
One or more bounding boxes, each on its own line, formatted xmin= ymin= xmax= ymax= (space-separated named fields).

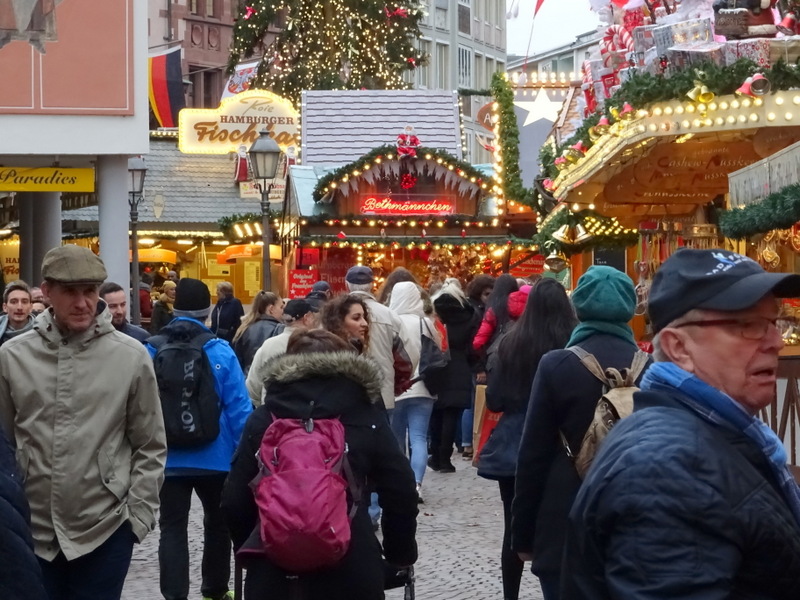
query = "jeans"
xmin=391 ymin=397 xmax=435 ymax=483
xmin=159 ymin=474 xmax=231 ymax=600
xmin=38 ymin=521 xmax=136 ymax=600
xmin=462 ymin=378 xmax=477 ymax=449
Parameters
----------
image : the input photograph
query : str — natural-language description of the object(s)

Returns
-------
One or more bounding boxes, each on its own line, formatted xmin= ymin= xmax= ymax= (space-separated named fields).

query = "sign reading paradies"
xmin=0 ymin=167 xmax=94 ymax=192
xmin=178 ymin=90 xmax=300 ymax=154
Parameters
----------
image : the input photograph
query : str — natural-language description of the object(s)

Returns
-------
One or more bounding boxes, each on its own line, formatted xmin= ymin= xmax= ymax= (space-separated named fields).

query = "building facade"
xmin=412 ymin=0 xmax=507 ymax=165
xmin=147 ymin=0 xmax=237 ymax=109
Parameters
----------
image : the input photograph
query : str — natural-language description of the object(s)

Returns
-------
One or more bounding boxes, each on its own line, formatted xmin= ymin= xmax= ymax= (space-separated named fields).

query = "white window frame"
xmin=458 ymin=45 xmax=473 ymax=89
xmin=418 ymin=38 xmax=432 ymax=89
xmin=436 ymin=42 xmax=450 ymax=89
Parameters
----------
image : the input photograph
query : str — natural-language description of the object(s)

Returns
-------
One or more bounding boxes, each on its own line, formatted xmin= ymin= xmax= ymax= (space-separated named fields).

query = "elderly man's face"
xmin=664 ymin=295 xmax=782 ymax=414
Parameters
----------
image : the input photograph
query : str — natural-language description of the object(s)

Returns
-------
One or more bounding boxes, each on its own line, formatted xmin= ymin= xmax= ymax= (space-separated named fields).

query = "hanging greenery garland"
xmin=719 ymin=183 xmax=800 ymax=239
xmin=218 ymin=211 xmax=282 ymax=240
xmin=312 ymin=145 xmax=489 ymax=202
xmin=533 ymin=208 xmax=639 ymax=255
xmin=538 ymin=58 xmax=800 ymax=176
xmin=491 ymin=72 xmax=532 ymax=209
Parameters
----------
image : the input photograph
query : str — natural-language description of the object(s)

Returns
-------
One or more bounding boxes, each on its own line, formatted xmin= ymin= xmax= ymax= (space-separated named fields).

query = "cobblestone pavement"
xmin=123 ymin=458 xmax=544 ymax=600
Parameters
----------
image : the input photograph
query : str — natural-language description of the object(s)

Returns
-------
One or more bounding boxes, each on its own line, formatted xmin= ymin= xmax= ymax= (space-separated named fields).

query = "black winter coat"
xmin=211 ymin=296 xmax=244 ymax=343
xmin=149 ymin=300 xmax=174 ymax=334
xmin=232 ymin=315 xmax=284 ymax=372
xmin=563 ymin=387 xmax=800 ymax=600
xmin=432 ymin=294 xmax=479 ymax=409
xmin=511 ymin=334 xmax=648 ymax=577
xmin=0 ymin=426 xmax=47 ymax=600
xmin=221 ymin=351 xmax=418 ymax=600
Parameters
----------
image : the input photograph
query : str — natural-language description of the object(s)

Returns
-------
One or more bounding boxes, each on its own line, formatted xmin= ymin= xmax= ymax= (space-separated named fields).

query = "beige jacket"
xmin=0 ymin=307 xmax=167 ymax=561
xmin=246 ymin=327 xmax=293 ymax=404
xmin=350 ymin=292 xmax=405 ymax=409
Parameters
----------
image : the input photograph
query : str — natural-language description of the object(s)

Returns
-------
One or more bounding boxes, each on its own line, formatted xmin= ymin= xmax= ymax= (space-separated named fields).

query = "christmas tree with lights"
xmin=228 ymin=1 xmax=426 ymax=106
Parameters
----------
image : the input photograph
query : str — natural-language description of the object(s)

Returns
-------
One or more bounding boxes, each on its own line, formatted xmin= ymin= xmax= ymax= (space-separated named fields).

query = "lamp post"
xmin=248 ymin=130 xmax=282 ymax=292
xmin=128 ymin=157 xmax=147 ymax=325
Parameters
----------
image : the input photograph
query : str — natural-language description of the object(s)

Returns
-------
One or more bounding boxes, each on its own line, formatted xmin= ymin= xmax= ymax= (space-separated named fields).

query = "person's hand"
xmin=517 ymin=552 xmax=533 ymax=562
xmin=476 ymin=371 xmax=487 ymax=384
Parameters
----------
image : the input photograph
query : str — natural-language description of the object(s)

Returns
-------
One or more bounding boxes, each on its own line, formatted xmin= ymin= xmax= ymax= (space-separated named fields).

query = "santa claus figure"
xmin=234 ymin=144 xmax=251 ymax=183
xmin=396 ymin=125 xmax=421 ymax=158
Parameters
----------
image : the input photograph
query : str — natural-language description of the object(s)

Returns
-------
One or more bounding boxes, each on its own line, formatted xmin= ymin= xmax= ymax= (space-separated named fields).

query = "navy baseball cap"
xmin=648 ymin=248 xmax=800 ymax=332
xmin=311 ymin=281 xmax=331 ymax=292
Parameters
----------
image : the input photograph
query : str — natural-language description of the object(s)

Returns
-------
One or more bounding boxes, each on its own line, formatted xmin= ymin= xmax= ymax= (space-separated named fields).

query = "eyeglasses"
xmin=674 ymin=317 xmax=780 ymax=341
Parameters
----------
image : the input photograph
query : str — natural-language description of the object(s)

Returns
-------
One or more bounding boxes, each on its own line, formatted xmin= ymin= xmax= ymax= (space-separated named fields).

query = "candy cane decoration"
xmin=600 ymin=25 xmax=634 ymax=68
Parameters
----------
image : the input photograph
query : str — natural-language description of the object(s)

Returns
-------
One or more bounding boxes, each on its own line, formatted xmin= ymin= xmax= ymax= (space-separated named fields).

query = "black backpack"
xmin=149 ymin=323 xmax=222 ymax=448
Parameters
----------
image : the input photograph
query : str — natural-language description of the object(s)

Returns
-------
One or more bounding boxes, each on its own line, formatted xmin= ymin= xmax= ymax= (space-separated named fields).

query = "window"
xmin=420 ymin=0 xmax=431 ymax=26
xmin=436 ymin=43 xmax=450 ymax=89
xmin=206 ymin=0 xmax=216 ymax=18
xmin=474 ymin=53 xmax=484 ymax=88
xmin=418 ymin=40 xmax=431 ymax=88
xmin=190 ymin=0 xmax=199 ymax=15
xmin=458 ymin=0 xmax=471 ymax=35
xmin=463 ymin=129 xmax=474 ymax=162
xmin=435 ymin=7 xmax=448 ymax=30
xmin=458 ymin=46 xmax=473 ymax=88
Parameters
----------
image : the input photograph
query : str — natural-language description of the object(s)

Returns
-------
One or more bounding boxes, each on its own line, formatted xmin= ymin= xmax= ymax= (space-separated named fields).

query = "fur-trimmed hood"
xmin=265 ymin=351 xmax=383 ymax=403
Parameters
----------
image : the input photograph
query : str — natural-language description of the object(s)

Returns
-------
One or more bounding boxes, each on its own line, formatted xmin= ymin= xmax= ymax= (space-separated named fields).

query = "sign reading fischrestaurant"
xmin=0 ymin=167 xmax=95 ymax=192
xmin=178 ymin=90 xmax=300 ymax=154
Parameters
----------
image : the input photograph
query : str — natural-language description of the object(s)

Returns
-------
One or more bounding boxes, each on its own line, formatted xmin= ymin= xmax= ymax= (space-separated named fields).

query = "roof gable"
xmin=301 ymin=90 xmax=462 ymax=165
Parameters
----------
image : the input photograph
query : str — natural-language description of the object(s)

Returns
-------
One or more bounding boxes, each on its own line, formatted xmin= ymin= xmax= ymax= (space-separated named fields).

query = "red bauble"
xmin=400 ymin=173 xmax=417 ymax=189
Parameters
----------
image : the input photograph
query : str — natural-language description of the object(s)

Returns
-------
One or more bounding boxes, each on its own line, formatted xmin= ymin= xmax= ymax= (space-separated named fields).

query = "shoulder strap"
xmin=567 ymin=346 xmax=609 ymax=385
xmin=626 ymin=351 xmax=650 ymax=386
xmin=190 ymin=331 xmax=215 ymax=351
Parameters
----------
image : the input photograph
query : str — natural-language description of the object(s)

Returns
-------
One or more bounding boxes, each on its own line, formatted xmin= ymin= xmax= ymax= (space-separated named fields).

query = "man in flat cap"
xmin=0 ymin=245 xmax=167 ymax=600
xmin=562 ymin=248 xmax=800 ymax=599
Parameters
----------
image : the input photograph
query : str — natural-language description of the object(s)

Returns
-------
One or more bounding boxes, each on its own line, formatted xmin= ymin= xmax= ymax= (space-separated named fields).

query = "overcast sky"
xmin=506 ymin=0 xmax=600 ymax=58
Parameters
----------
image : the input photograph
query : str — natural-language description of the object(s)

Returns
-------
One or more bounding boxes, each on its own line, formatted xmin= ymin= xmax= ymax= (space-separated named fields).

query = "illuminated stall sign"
xmin=359 ymin=195 xmax=455 ymax=215
xmin=178 ymin=90 xmax=300 ymax=154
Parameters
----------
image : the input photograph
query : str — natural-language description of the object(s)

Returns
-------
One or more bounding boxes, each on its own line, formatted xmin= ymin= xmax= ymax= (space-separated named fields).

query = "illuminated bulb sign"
xmin=178 ymin=90 xmax=300 ymax=154
xmin=359 ymin=196 xmax=455 ymax=216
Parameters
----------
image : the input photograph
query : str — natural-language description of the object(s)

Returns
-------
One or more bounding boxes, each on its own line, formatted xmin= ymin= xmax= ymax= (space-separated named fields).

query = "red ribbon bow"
xmin=244 ymin=6 xmax=256 ymax=20
xmin=384 ymin=6 xmax=409 ymax=18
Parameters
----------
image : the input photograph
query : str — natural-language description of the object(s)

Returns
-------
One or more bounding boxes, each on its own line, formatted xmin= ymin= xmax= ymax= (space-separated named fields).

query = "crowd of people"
xmin=1 ymin=245 xmax=799 ymax=600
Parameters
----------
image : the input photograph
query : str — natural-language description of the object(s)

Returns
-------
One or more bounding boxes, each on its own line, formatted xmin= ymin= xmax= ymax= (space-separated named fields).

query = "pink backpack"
xmin=242 ymin=417 xmax=361 ymax=572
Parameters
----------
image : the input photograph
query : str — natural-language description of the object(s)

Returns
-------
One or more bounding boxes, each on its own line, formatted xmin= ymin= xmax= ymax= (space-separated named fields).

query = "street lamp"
xmin=128 ymin=156 xmax=147 ymax=326
xmin=248 ymin=130 xmax=282 ymax=292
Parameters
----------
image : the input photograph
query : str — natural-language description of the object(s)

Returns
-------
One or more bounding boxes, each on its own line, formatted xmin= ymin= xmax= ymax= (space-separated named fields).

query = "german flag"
xmin=149 ymin=47 xmax=185 ymax=128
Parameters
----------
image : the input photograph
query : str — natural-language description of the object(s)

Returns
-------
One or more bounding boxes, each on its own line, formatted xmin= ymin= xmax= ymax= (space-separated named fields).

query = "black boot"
xmin=438 ymin=446 xmax=456 ymax=473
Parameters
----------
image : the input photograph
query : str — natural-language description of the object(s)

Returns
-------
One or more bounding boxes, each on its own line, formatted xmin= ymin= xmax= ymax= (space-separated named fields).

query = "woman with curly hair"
xmin=377 ymin=267 xmax=417 ymax=305
xmin=321 ymin=294 xmax=370 ymax=354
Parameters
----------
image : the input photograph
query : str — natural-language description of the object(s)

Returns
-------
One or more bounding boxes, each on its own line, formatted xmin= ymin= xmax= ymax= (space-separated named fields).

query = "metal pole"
xmin=261 ymin=182 xmax=273 ymax=292
xmin=129 ymin=192 xmax=141 ymax=326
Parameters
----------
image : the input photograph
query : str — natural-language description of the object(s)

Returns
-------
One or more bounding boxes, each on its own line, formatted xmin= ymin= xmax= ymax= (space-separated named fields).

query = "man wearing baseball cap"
xmin=246 ymin=298 xmax=318 ymax=404
xmin=0 ymin=245 xmax=167 ymax=599
xmin=563 ymin=248 xmax=800 ymax=598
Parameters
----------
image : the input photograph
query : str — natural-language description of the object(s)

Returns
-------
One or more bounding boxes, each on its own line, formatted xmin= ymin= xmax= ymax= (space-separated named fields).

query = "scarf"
xmin=158 ymin=294 xmax=174 ymax=310
xmin=567 ymin=320 xmax=636 ymax=347
xmin=642 ymin=362 xmax=800 ymax=527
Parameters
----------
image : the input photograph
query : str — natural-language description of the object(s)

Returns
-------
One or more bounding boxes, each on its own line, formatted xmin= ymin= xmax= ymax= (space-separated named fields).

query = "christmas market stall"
xmin=517 ymin=1 xmax=800 ymax=336
xmin=266 ymin=89 xmax=519 ymax=295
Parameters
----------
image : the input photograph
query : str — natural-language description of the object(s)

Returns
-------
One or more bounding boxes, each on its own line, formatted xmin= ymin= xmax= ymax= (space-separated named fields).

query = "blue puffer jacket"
xmin=147 ymin=317 xmax=252 ymax=473
xmin=563 ymin=388 xmax=800 ymax=600
xmin=0 ymin=426 xmax=47 ymax=599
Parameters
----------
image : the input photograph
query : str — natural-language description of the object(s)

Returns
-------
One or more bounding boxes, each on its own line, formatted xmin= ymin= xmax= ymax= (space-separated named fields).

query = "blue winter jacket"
xmin=0 ymin=425 xmax=47 ymax=599
xmin=562 ymin=387 xmax=800 ymax=600
xmin=147 ymin=317 xmax=252 ymax=474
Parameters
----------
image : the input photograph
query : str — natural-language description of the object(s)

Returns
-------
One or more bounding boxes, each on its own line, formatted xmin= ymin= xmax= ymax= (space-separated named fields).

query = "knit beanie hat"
xmin=173 ymin=278 xmax=211 ymax=319
xmin=571 ymin=266 xmax=636 ymax=323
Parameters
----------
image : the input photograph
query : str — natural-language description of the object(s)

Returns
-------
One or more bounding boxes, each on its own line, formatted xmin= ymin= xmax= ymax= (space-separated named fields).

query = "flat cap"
xmin=41 ymin=245 xmax=107 ymax=285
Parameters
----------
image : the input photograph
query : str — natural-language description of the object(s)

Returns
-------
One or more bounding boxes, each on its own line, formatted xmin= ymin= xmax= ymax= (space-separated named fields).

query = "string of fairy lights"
xmin=227 ymin=1 xmax=427 ymax=106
